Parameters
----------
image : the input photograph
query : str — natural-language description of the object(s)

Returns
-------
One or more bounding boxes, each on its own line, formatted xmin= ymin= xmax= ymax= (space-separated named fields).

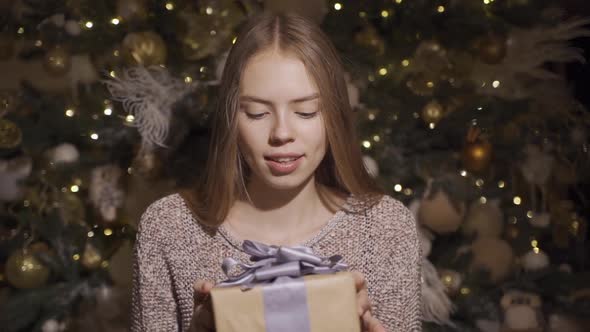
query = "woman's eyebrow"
xmin=239 ymin=93 xmax=320 ymax=105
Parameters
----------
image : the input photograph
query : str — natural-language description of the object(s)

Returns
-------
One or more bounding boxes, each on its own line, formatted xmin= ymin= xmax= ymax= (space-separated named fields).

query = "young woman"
xmin=131 ymin=12 xmax=422 ymax=332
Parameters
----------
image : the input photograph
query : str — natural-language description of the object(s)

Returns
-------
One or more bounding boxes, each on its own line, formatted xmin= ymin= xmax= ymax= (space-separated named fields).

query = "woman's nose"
xmin=269 ymin=114 xmax=294 ymax=145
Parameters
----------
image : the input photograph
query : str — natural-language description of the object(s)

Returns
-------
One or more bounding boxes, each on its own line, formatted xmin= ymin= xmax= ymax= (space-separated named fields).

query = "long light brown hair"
xmin=181 ymin=11 xmax=384 ymax=227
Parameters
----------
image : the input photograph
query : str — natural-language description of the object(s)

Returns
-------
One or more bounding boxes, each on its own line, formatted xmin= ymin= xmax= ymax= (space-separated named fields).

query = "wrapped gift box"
xmin=211 ymin=271 xmax=360 ymax=332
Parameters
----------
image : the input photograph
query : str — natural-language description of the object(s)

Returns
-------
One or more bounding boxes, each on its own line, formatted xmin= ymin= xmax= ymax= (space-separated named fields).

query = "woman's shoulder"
xmin=136 ymin=192 xmax=196 ymax=240
xmin=351 ymin=193 xmax=418 ymax=240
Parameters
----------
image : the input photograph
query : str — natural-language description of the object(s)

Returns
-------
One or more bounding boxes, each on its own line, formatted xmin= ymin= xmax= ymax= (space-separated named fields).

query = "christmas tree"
xmin=0 ymin=0 xmax=589 ymax=331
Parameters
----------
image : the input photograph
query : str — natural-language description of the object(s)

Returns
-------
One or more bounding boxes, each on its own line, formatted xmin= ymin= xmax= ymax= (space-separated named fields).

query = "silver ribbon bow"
xmin=218 ymin=240 xmax=348 ymax=288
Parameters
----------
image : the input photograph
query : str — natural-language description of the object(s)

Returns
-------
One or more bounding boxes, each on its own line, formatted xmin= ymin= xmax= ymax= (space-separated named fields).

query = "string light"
xmin=378 ymin=67 xmax=388 ymax=76
xmin=475 ymin=179 xmax=484 ymax=187
xmin=73 ymin=254 xmax=80 ymax=261
xmin=513 ymin=196 xmax=522 ymax=205
xmin=479 ymin=196 xmax=487 ymax=204
xmin=87 ymin=231 xmax=95 ymax=238
xmin=533 ymin=247 xmax=540 ymax=253
xmin=401 ymin=59 xmax=410 ymax=67
xmin=65 ymin=108 xmax=75 ymax=117
xmin=498 ymin=180 xmax=505 ymax=188
xmin=428 ymin=123 xmax=436 ymax=129
xmin=90 ymin=133 xmax=99 ymax=140
xmin=492 ymin=80 xmax=501 ymax=88
xmin=437 ymin=5 xmax=445 ymax=13
xmin=232 ymin=36 xmax=237 ymax=44
xmin=126 ymin=115 xmax=135 ymax=123
xmin=104 ymin=228 xmax=113 ymax=236
xmin=381 ymin=10 xmax=389 ymax=18
xmin=460 ymin=287 xmax=470 ymax=295
xmin=362 ymin=141 xmax=371 ymax=148
xmin=70 ymin=185 xmax=79 ymax=193
xmin=17 ymin=27 xmax=24 ymax=34
xmin=205 ymin=6 xmax=213 ymax=15
xmin=334 ymin=3 xmax=342 ymax=10
xmin=394 ymin=184 xmax=402 ymax=192
xmin=460 ymin=170 xmax=467 ymax=176
xmin=426 ymin=81 xmax=435 ymax=88
xmin=35 ymin=40 xmax=43 ymax=47
xmin=368 ymin=112 xmax=376 ymax=120
xmin=109 ymin=71 xmax=117 ymax=78
xmin=395 ymin=0 xmax=403 ymax=3
xmin=184 ymin=76 xmax=193 ymax=83
xmin=527 ymin=211 xmax=533 ymax=218
xmin=104 ymin=107 xmax=113 ymax=116
xmin=403 ymin=188 xmax=413 ymax=196
xmin=84 ymin=21 xmax=94 ymax=29
xmin=111 ymin=18 xmax=120 ymax=25
xmin=165 ymin=2 xmax=175 ymax=10
xmin=531 ymin=239 xmax=538 ymax=248
xmin=373 ymin=135 xmax=380 ymax=142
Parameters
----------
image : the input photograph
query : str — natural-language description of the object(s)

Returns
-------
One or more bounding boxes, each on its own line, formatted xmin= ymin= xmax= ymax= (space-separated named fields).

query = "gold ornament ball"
xmin=475 ymin=33 xmax=507 ymax=65
xmin=5 ymin=249 xmax=50 ymax=289
xmin=0 ymin=118 xmax=23 ymax=149
xmin=462 ymin=141 xmax=492 ymax=173
xmin=470 ymin=237 xmax=514 ymax=283
xmin=122 ymin=31 xmax=167 ymax=66
xmin=0 ymin=33 xmax=15 ymax=61
xmin=116 ymin=0 xmax=148 ymax=22
xmin=43 ymin=46 xmax=72 ymax=76
xmin=81 ymin=242 xmax=103 ymax=270
xmin=421 ymin=100 xmax=445 ymax=124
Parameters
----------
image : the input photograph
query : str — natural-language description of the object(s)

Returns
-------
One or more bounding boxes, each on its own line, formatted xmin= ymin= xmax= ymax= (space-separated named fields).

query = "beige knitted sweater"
xmin=131 ymin=193 xmax=422 ymax=332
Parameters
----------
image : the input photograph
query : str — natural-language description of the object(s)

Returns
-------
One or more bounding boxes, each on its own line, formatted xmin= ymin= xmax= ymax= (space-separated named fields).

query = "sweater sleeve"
xmin=131 ymin=202 xmax=180 ymax=332
xmin=371 ymin=198 xmax=423 ymax=332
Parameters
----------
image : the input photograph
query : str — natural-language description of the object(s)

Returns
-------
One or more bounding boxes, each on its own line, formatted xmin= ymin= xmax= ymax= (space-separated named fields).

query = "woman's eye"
xmin=246 ymin=112 xmax=266 ymax=119
xmin=297 ymin=112 xmax=318 ymax=119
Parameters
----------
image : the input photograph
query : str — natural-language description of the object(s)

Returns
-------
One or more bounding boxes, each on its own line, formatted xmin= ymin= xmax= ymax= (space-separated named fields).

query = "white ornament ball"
xmin=64 ymin=20 xmax=82 ymax=36
xmin=418 ymin=188 xmax=466 ymax=234
xmin=42 ymin=319 xmax=61 ymax=332
xmin=520 ymin=144 xmax=554 ymax=185
xmin=362 ymin=155 xmax=379 ymax=178
xmin=418 ymin=226 xmax=433 ymax=257
xmin=504 ymin=305 xmax=541 ymax=330
xmin=0 ymin=155 xmax=33 ymax=201
xmin=462 ymin=199 xmax=503 ymax=238
xmin=470 ymin=237 xmax=514 ymax=283
xmin=558 ymin=263 xmax=572 ymax=273
xmin=530 ymin=212 xmax=551 ymax=228
xmin=48 ymin=143 xmax=79 ymax=164
xmin=522 ymin=249 xmax=550 ymax=271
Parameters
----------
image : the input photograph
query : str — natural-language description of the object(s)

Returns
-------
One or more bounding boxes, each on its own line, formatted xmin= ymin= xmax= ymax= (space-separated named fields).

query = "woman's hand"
xmin=188 ymin=280 xmax=215 ymax=332
xmin=351 ymin=271 xmax=388 ymax=332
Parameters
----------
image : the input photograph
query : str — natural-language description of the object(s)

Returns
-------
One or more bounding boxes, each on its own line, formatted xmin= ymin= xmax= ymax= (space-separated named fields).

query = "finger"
xmin=362 ymin=311 xmax=387 ymax=332
xmin=357 ymin=288 xmax=371 ymax=316
xmin=194 ymin=280 xmax=215 ymax=293
xmin=351 ymin=271 xmax=366 ymax=291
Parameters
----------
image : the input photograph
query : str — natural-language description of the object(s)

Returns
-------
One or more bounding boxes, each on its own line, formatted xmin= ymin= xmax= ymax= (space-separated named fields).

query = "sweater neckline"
xmin=217 ymin=194 xmax=354 ymax=252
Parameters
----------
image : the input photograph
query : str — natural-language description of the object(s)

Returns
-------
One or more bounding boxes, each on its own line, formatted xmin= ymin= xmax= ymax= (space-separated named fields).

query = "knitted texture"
xmin=131 ymin=193 xmax=422 ymax=332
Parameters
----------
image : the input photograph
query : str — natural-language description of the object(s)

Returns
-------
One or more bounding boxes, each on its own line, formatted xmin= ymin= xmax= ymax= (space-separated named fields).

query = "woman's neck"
xmin=223 ymin=179 xmax=345 ymax=246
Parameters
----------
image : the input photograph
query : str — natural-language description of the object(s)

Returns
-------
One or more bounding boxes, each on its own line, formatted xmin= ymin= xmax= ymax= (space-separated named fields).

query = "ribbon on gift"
xmin=215 ymin=240 xmax=350 ymax=332
xmin=218 ymin=240 xmax=348 ymax=288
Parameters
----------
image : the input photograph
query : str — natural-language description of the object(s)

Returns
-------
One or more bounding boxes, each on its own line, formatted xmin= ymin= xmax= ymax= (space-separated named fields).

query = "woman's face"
xmin=237 ymin=50 xmax=327 ymax=191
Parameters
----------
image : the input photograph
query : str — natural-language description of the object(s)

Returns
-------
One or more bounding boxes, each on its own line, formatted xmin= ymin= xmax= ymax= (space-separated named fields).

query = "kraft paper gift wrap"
xmin=210 ymin=240 xmax=361 ymax=332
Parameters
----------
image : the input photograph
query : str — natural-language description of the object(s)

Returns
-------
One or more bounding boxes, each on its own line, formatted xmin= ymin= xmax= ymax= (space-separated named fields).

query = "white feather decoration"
xmin=472 ymin=18 xmax=590 ymax=99
xmin=421 ymin=259 xmax=456 ymax=326
xmin=105 ymin=66 xmax=194 ymax=149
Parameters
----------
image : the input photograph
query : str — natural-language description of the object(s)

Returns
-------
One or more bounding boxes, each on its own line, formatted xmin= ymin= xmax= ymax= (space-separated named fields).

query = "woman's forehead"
xmin=239 ymin=50 xmax=319 ymax=102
